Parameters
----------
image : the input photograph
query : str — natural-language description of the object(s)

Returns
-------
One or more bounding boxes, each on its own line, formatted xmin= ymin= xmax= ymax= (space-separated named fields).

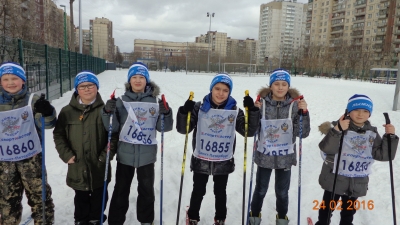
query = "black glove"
xmin=159 ymin=100 xmax=170 ymax=114
xmin=243 ymin=96 xmax=258 ymax=111
xmin=34 ymin=98 xmax=53 ymax=117
xmin=105 ymin=99 xmax=117 ymax=113
xmin=182 ymin=98 xmax=195 ymax=113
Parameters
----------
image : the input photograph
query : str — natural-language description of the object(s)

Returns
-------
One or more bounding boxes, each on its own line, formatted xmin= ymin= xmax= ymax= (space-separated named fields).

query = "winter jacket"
xmin=53 ymin=92 xmax=118 ymax=191
xmin=254 ymin=87 xmax=311 ymax=169
xmin=0 ymin=85 xmax=57 ymax=141
xmin=318 ymin=120 xmax=399 ymax=197
xmin=102 ymin=82 xmax=173 ymax=168
xmin=176 ymin=94 xmax=260 ymax=175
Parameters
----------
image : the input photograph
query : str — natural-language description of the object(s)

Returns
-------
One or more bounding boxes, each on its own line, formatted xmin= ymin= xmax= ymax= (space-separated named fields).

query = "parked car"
xmin=332 ymin=73 xmax=342 ymax=78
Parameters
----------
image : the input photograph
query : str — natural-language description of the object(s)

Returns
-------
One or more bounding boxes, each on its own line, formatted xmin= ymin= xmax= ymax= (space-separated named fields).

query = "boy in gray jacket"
xmin=315 ymin=94 xmax=398 ymax=225
xmin=102 ymin=62 xmax=173 ymax=225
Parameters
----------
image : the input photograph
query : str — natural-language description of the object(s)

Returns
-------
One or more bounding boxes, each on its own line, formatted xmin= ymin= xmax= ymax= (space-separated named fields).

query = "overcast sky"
xmin=55 ymin=0 xmax=308 ymax=53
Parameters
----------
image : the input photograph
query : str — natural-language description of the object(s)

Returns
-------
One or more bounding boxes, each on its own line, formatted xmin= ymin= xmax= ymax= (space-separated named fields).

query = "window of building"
xmin=366 ymin=38 xmax=369 ymax=41
xmin=368 ymin=14 xmax=372 ymax=18
xmin=370 ymin=0 xmax=373 ymax=2
xmin=325 ymin=15 xmax=328 ymax=19
xmin=324 ymin=21 xmax=327 ymax=26
xmin=348 ymin=4 xmax=351 ymax=8
xmin=374 ymin=29 xmax=377 ymax=33
xmin=347 ymin=11 xmax=350 ymax=15
xmin=324 ymin=28 xmax=326 ymax=32
xmin=369 ymin=6 xmax=373 ymax=10
xmin=346 ymin=19 xmax=349 ymax=23
xmin=327 ymin=1 xmax=329 ymax=4
xmin=368 ymin=22 xmax=371 ymax=26
xmin=323 ymin=35 xmax=326 ymax=38
xmin=322 ymin=2 xmax=325 ymax=6
xmin=345 ymin=26 xmax=348 ymax=30
xmin=345 ymin=33 xmax=348 ymax=36
xmin=366 ymin=30 xmax=370 ymax=34
xmin=320 ymin=22 xmax=323 ymax=26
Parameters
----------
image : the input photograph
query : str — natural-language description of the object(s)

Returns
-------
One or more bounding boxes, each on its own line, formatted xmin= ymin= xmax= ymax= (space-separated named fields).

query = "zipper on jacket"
xmin=276 ymin=101 xmax=281 ymax=119
xmin=11 ymin=97 xmax=15 ymax=109
xmin=79 ymin=107 xmax=89 ymax=121
xmin=210 ymin=161 xmax=214 ymax=175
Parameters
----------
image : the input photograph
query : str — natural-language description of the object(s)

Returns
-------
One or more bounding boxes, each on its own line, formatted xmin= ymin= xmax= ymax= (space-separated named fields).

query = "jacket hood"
xmin=1 ymin=84 xmax=28 ymax=102
xmin=318 ymin=120 xmax=374 ymax=135
xmin=124 ymin=81 xmax=160 ymax=98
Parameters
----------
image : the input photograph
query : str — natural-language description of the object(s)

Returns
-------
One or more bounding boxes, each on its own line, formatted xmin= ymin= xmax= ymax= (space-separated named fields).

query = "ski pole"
xmin=326 ymin=109 xmax=348 ymax=225
xmin=242 ymin=90 xmax=249 ymax=225
xmin=176 ymin=91 xmax=194 ymax=225
xmin=246 ymin=95 xmax=260 ymax=225
xmin=297 ymin=96 xmax=304 ymax=225
xmin=40 ymin=93 xmax=46 ymax=223
xmin=160 ymin=94 xmax=168 ymax=225
xmin=100 ymin=90 xmax=116 ymax=225
xmin=383 ymin=112 xmax=397 ymax=225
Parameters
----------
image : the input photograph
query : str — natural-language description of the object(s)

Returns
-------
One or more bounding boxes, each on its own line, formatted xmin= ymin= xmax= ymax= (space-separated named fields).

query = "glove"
xmin=243 ymin=96 xmax=258 ymax=111
xmin=34 ymin=98 xmax=53 ymax=117
xmin=159 ymin=100 xmax=170 ymax=114
xmin=182 ymin=98 xmax=195 ymax=113
xmin=105 ymin=99 xmax=117 ymax=113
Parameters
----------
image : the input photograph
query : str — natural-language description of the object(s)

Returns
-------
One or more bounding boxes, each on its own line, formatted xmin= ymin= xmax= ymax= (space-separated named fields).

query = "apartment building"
xmin=134 ymin=39 xmax=208 ymax=59
xmin=257 ymin=0 xmax=307 ymax=65
xmin=305 ymin=0 xmax=400 ymax=67
xmin=90 ymin=17 xmax=115 ymax=61
xmin=195 ymin=31 xmax=257 ymax=61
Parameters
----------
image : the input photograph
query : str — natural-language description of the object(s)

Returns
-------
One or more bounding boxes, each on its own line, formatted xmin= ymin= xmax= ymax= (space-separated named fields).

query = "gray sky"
xmin=55 ymin=0 xmax=307 ymax=53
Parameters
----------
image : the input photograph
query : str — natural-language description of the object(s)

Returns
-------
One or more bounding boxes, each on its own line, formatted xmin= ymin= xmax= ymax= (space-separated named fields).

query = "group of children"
xmin=0 ymin=61 xmax=397 ymax=225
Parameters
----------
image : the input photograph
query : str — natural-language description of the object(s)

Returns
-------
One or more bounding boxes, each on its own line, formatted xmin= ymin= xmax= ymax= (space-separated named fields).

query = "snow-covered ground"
xmin=21 ymin=70 xmax=400 ymax=225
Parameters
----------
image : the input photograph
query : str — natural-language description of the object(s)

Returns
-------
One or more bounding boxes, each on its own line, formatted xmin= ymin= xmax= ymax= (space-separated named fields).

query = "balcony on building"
xmin=374 ymin=48 xmax=383 ymax=52
xmin=377 ymin=22 xmax=387 ymax=28
xmin=374 ymin=57 xmax=382 ymax=61
xmin=355 ymin=9 xmax=366 ymax=16
xmin=351 ymin=31 xmax=364 ymax=38
xmin=395 ymin=47 xmax=400 ymax=52
xmin=393 ymin=38 xmax=400 ymax=44
xmin=376 ymin=30 xmax=386 ymax=36
xmin=332 ymin=5 xmax=346 ymax=13
xmin=332 ymin=21 xmax=344 ymax=28
xmin=393 ymin=29 xmax=400 ymax=35
xmin=354 ymin=0 xmax=366 ymax=8
xmin=375 ymin=39 xmax=383 ymax=44
xmin=380 ymin=0 xmax=389 ymax=2
xmin=398 ymin=3 xmax=400 ymax=8
xmin=331 ymin=27 xmax=344 ymax=34
xmin=351 ymin=25 xmax=364 ymax=31
xmin=395 ymin=20 xmax=400 ymax=26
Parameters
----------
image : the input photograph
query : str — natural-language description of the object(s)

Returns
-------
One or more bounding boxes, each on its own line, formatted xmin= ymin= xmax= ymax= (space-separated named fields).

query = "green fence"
xmin=0 ymin=35 xmax=105 ymax=101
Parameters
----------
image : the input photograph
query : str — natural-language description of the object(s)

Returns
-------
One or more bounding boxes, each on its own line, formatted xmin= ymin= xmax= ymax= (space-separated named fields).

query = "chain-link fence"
xmin=0 ymin=35 xmax=105 ymax=101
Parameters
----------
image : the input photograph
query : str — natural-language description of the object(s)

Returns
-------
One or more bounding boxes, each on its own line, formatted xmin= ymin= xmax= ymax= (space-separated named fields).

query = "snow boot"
xmin=214 ymin=219 xmax=225 ymax=225
xmin=188 ymin=219 xmax=198 ymax=225
xmin=74 ymin=221 xmax=88 ymax=225
xmin=88 ymin=220 xmax=100 ymax=225
xmin=249 ymin=212 xmax=261 ymax=225
xmin=276 ymin=214 xmax=289 ymax=225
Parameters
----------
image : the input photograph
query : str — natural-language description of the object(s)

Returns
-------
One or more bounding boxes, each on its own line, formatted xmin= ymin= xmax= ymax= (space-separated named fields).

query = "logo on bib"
xmin=133 ymin=108 xmax=147 ymax=126
xmin=368 ymin=135 xmax=375 ymax=146
xmin=227 ymin=114 xmax=235 ymax=125
xmin=281 ymin=122 xmax=289 ymax=133
xmin=149 ymin=107 xmax=157 ymax=117
xmin=263 ymin=125 xmax=280 ymax=143
xmin=1 ymin=116 xmax=20 ymax=136
xmin=350 ymin=135 xmax=367 ymax=154
xmin=21 ymin=111 xmax=29 ymax=121
xmin=208 ymin=115 xmax=226 ymax=133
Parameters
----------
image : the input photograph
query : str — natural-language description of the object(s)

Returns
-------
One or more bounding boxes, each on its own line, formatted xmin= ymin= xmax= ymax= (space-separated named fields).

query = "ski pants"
xmin=0 ymin=153 xmax=54 ymax=225
xmin=74 ymin=185 xmax=108 ymax=223
xmin=250 ymin=167 xmax=291 ymax=219
xmin=108 ymin=162 xmax=155 ymax=225
xmin=315 ymin=190 xmax=357 ymax=225
xmin=187 ymin=172 xmax=229 ymax=221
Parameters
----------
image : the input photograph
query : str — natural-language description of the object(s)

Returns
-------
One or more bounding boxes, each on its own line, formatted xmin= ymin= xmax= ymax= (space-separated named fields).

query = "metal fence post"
xmin=18 ymin=39 xmax=24 ymax=67
xmin=45 ymin=45 xmax=49 ymax=98
xmin=69 ymin=50 xmax=71 ymax=90
xmin=59 ymin=48 xmax=63 ymax=97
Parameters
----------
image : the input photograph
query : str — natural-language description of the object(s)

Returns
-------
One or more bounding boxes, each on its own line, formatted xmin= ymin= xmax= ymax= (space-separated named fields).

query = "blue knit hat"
xmin=347 ymin=94 xmax=373 ymax=115
xmin=210 ymin=73 xmax=233 ymax=95
xmin=74 ymin=70 xmax=99 ymax=93
xmin=128 ymin=62 xmax=150 ymax=83
xmin=269 ymin=69 xmax=291 ymax=86
xmin=0 ymin=62 xmax=26 ymax=82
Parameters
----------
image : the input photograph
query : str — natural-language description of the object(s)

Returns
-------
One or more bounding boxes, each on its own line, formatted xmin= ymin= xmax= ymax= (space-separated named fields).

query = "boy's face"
xmin=211 ymin=83 xmax=230 ymax=105
xmin=270 ymin=80 xmax=289 ymax=100
xmin=77 ymin=82 xmax=98 ymax=103
xmin=130 ymin=75 xmax=146 ymax=93
xmin=0 ymin=74 xmax=25 ymax=94
xmin=349 ymin=109 xmax=370 ymax=126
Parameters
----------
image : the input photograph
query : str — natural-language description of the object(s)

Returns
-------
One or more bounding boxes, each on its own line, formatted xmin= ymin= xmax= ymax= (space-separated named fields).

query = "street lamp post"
xmin=79 ymin=0 xmax=82 ymax=54
xmin=60 ymin=5 xmax=67 ymax=51
xmin=206 ymin=12 xmax=215 ymax=73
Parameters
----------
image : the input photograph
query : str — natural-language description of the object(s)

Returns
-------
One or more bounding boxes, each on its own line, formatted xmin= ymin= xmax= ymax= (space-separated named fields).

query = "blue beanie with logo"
xmin=347 ymin=94 xmax=373 ymax=115
xmin=269 ymin=69 xmax=291 ymax=86
xmin=210 ymin=73 xmax=233 ymax=95
xmin=128 ymin=62 xmax=150 ymax=83
xmin=74 ymin=70 xmax=99 ymax=93
xmin=0 ymin=62 xmax=26 ymax=82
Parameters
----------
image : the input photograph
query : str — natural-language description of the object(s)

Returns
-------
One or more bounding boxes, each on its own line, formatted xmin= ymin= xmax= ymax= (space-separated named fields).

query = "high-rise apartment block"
xmin=257 ymin=0 xmax=307 ymax=65
xmin=90 ymin=17 xmax=114 ymax=62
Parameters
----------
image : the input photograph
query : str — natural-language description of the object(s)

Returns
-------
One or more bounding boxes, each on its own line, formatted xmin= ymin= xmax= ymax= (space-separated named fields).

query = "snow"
xmin=21 ymin=70 xmax=400 ymax=225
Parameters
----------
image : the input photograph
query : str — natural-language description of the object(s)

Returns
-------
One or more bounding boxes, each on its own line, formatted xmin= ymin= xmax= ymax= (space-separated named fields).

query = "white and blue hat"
xmin=128 ymin=62 xmax=150 ymax=83
xmin=347 ymin=94 xmax=373 ymax=115
xmin=0 ymin=62 xmax=26 ymax=82
xmin=269 ymin=69 xmax=291 ymax=86
xmin=74 ymin=70 xmax=99 ymax=92
xmin=210 ymin=73 xmax=233 ymax=95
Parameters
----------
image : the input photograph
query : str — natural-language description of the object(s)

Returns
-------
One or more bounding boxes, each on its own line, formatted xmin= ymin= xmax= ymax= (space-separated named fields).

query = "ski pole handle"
xmin=39 ymin=93 xmax=45 ymax=100
xmin=110 ymin=89 xmax=116 ymax=100
xmin=298 ymin=96 xmax=304 ymax=114
xmin=162 ymin=94 xmax=169 ymax=110
xmin=383 ymin=112 xmax=390 ymax=125
xmin=244 ymin=90 xmax=249 ymax=111
xmin=256 ymin=95 xmax=260 ymax=102
xmin=189 ymin=91 xmax=194 ymax=101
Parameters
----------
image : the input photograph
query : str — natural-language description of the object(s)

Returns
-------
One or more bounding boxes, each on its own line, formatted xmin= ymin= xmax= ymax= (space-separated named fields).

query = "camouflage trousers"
xmin=0 ymin=153 xmax=54 ymax=225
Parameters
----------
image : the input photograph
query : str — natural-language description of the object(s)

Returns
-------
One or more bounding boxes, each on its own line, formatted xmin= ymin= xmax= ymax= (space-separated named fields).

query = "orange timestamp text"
xmin=312 ymin=200 xmax=374 ymax=211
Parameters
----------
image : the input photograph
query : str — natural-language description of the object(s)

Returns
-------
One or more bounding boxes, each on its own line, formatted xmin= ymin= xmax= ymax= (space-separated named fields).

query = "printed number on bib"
xmin=200 ymin=139 xmax=231 ymax=153
xmin=127 ymin=125 xmax=152 ymax=144
xmin=263 ymin=147 xmax=289 ymax=156
xmin=341 ymin=160 xmax=371 ymax=172
xmin=0 ymin=140 xmax=35 ymax=156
